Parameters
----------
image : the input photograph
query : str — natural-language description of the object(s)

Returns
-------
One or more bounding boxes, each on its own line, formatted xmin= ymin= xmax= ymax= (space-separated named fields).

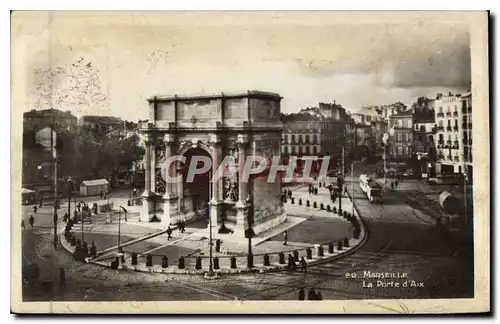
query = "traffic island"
xmin=59 ymin=184 xmax=368 ymax=276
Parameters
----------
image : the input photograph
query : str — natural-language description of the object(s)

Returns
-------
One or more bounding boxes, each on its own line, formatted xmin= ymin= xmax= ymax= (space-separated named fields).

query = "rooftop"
xmin=146 ymin=90 xmax=283 ymax=102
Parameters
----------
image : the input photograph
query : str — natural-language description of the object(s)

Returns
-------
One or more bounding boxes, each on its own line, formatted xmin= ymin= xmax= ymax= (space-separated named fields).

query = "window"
xmin=298 ymin=146 xmax=303 ymax=154
xmin=438 ymin=107 xmax=443 ymax=113
xmin=284 ymin=146 xmax=288 ymax=154
xmin=313 ymin=146 xmax=317 ymax=155
xmin=418 ymin=135 xmax=422 ymax=142
xmin=291 ymin=146 xmax=296 ymax=154
xmin=438 ymin=120 xmax=443 ymax=127
xmin=291 ymin=134 xmax=296 ymax=143
xmin=299 ymin=135 xmax=303 ymax=143
xmin=420 ymin=125 xmax=425 ymax=132
xmin=306 ymin=146 xmax=310 ymax=155
xmin=305 ymin=135 xmax=310 ymax=144
xmin=447 ymin=120 xmax=451 ymax=127
xmin=396 ymin=133 xmax=403 ymax=142
xmin=397 ymin=146 xmax=404 ymax=156
xmin=454 ymin=119 xmax=458 ymax=127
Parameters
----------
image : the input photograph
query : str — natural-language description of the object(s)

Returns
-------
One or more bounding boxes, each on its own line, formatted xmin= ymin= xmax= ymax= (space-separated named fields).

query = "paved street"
xmin=21 ymin=163 xmax=473 ymax=301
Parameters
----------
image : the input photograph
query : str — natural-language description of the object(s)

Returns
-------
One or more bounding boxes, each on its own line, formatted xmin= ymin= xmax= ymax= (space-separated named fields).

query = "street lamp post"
xmin=246 ymin=197 xmax=254 ymax=268
xmin=67 ymin=177 xmax=73 ymax=222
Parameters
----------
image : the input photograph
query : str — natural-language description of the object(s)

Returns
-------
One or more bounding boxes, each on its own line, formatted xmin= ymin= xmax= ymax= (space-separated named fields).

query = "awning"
xmin=21 ymin=188 xmax=35 ymax=194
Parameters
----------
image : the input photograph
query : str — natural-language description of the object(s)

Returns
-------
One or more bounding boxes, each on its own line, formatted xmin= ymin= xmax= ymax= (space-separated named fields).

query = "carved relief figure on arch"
xmin=139 ymin=91 xmax=286 ymax=237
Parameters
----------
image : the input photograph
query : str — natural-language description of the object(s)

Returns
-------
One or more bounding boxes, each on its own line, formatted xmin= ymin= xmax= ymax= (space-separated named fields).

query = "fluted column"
xmin=235 ymin=135 xmax=248 ymax=231
xmin=150 ymin=137 xmax=156 ymax=193
xmin=236 ymin=139 xmax=248 ymax=207
xmin=142 ymin=135 xmax=153 ymax=197
xmin=162 ymin=134 xmax=175 ymax=199
xmin=162 ymin=133 xmax=179 ymax=226
xmin=208 ymin=134 xmax=222 ymax=228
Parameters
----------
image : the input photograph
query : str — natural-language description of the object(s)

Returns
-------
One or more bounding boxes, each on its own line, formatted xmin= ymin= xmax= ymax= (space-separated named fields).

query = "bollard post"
xmin=291 ymin=197 xmax=295 ymax=204
xmin=320 ymin=203 xmax=324 ymax=210
xmin=343 ymin=237 xmax=350 ymax=247
xmin=306 ymin=200 xmax=310 ymax=207
xmin=146 ymin=254 xmax=152 ymax=267
xmin=328 ymin=242 xmax=334 ymax=254
xmin=213 ymin=257 xmax=220 ymax=269
xmin=263 ymin=254 xmax=270 ymax=266
xmin=333 ymin=206 xmax=337 ymax=213
xmin=278 ymin=252 xmax=285 ymax=264
xmin=318 ymin=245 xmax=324 ymax=257
xmin=161 ymin=255 xmax=168 ymax=268
xmin=327 ymin=205 xmax=331 ymax=212
xmin=299 ymin=199 xmax=302 ymax=206
xmin=230 ymin=256 xmax=237 ymax=269
xmin=117 ymin=252 xmax=124 ymax=268
xmin=353 ymin=227 xmax=361 ymax=239
xmin=306 ymin=248 xmax=312 ymax=259
xmin=178 ymin=256 xmax=185 ymax=269
xmin=313 ymin=201 xmax=317 ymax=208
xmin=338 ymin=208 xmax=343 ymax=216
xmin=293 ymin=250 xmax=299 ymax=262
xmin=337 ymin=240 xmax=343 ymax=251
xmin=195 ymin=256 xmax=202 ymax=270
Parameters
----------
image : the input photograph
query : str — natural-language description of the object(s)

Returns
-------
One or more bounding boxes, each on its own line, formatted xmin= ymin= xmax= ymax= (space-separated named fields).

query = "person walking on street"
xmin=21 ymin=219 xmax=25 ymax=230
xmin=299 ymin=256 xmax=307 ymax=273
xmin=166 ymin=226 xmax=173 ymax=240
xmin=283 ymin=230 xmax=288 ymax=246
xmin=29 ymin=215 xmax=34 ymax=228
xmin=298 ymin=288 xmax=305 ymax=301
xmin=307 ymin=288 xmax=317 ymax=300
xmin=33 ymin=205 xmax=37 ymax=214
xmin=39 ymin=197 xmax=43 ymax=208
xmin=181 ymin=220 xmax=186 ymax=233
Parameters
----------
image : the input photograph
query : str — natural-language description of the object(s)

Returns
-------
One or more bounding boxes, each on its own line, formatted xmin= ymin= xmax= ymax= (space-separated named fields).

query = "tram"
xmin=359 ymin=174 xmax=383 ymax=203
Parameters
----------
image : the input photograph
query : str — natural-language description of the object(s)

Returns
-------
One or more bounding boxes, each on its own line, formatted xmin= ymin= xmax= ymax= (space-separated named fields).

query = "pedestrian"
xmin=314 ymin=187 xmax=318 ymax=195
xmin=307 ymin=288 xmax=317 ymax=300
xmin=39 ymin=197 xmax=43 ymax=208
xmin=316 ymin=290 xmax=323 ymax=300
xmin=391 ymin=181 xmax=394 ymax=189
xmin=181 ymin=220 xmax=186 ymax=233
xmin=21 ymin=219 xmax=25 ymax=230
xmin=166 ymin=226 xmax=173 ymax=240
xmin=344 ymin=184 xmax=348 ymax=195
xmin=288 ymin=254 xmax=296 ymax=271
xmin=29 ymin=215 xmax=34 ymax=228
xmin=299 ymin=256 xmax=307 ymax=272
xmin=63 ymin=212 xmax=68 ymax=222
xmin=33 ymin=205 xmax=37 ymax=214
xmin=395 ymin=180 xmax=399 ymax=188
xmin=133 ymin=188 xmax=137 ymax=197
xmin=59 ymin=268 xmax=65 ymax=289
xmin=298 ymin=288 xmax=305 ymax=301
xmin=283 ymin=230 xmax=288 ymax=246
xmin=288 ymin=190 xmax=292 ymax=199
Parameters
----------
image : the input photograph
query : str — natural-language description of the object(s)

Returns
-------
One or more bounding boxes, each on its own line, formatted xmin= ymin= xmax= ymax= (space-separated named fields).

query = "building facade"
xmin=140 ymin=91 xmax=285 ymax=237
xmin=280 ymin=112 xmax=322 ymax=156
xmin=434 ymin=92 xmax=466 ymax=176
xmin=388 ymin=110 xmax=414 ymax=161
xmin=461 ymin=92 xmax=473 ymax=181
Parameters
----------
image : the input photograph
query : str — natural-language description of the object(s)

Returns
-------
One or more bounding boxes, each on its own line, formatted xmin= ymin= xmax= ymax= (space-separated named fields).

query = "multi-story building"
xmin=23 ymin=109 xmax=78 ymax=192
xmin=388 ymin=110 xmax=414 ymax=161
xmin=345 ymin=113 xmax=357 ymax=161
xmin=352 ymin=113 xmax=375 ymax=159
xmin=434 ymin=92 xmax=465 ymax=176
xmin=23 ymin=108 xmax=78 ymax=132
xmin=412 ymin=105 xmax=437 ymax=177
xmin=461 ymin=92 xmax=473 ymax=181
xmin=281 ymin=112 xmax=322 ymax=156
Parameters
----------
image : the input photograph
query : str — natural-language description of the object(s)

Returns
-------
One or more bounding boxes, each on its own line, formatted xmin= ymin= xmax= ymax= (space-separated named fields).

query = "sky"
xmin=13 ymin=12 xmax=472 ymax=122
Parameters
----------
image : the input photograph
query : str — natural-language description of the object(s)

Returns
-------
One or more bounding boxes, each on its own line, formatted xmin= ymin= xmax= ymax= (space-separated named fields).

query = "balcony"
xmin=468 ymin=107 xmax=472 ymax=113
xmin=438 ymin=140 xmax=444 ymax=145
xmin=437 ymin=126 xmax=444 ymax=131
xmin=432 ymin=127 xmax=438 ymax=134
xmin=454 ymin=140 xmax=459 ymax=146
xmin=453 ymin=126 xmax=459 ymax=131
xmin=462 ymin=123 xmax=467 ymax=129
xmin=454 ymin=156 xmax=460 ymax=162
xmin=446 ymin=112 xmax=452 ymax=117
xmin=438 ymin=154 xmax=445 ymax=160
xmin=446 ymin=126 xmax=452 ymax=131
xmin=447 ymin=155 xmax=453 ymax=160
xmin=454 ymin=111 xmax=459 ymax=117
xmin=437 ymin=112 xmax=444 ymax=117
xmin=447 ymin=140 xmax=452 ymax=144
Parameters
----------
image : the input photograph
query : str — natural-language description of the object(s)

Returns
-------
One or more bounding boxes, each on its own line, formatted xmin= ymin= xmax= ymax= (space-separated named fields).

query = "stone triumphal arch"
xmin=139 ymin=91 xmax=286 ymax=236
